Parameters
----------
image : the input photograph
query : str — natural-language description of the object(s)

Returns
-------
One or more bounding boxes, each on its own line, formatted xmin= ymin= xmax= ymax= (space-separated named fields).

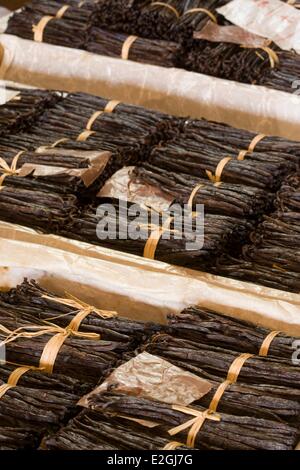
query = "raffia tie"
xmin=162 ymin=441 xmax=185 ymax=450
xmin=41 ymin=292 xmax=118 ymax=321
xmin=183 ymin=8 xmax=217 ymax=23
xmin=85 ymin=100 xmax=121 ymax=131
xmin=0 ymin=151 xmax=24 ymax=187
xmin=143 ymin=216 xmax=174 ymax=260
xmin=151 ymin=2 xmax=180 ymax=17
xmin=237 ymin=134 xmax=266 ymax=161
xmin=259 ymin=331 xmax=281 ymax=357
xmin=241 ymin=44 xmax=279 ymax=69
xmin=32 ymin=5 xmax=70 ymax=42
xmin=206 ymin=156 xmax=232 ymax=186
xmin=168 ymin=405 xmax=221 ymax=448
xmin=121 ymin=35 xmax=139 ymax=60
xmin=208 ymin=353 xmax=254 ymax=413
xmin=0 ymin=315 xmax=100 ymax=375
xmin=0 ymin=365 xmax=40 ymax=400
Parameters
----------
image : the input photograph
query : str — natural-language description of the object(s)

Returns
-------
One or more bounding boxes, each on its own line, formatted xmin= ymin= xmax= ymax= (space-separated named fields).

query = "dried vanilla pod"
xmin=0 ymin=427 xmax=39 ymax=450
xmin=0 ymin=88 xmax=61 ymax=135
xmin=215 ymin=173 xmax=300 ymax=293
xmin=43 ymin=410 xmax=190 ymax=450
xmin=184 ymin=119 xmax=300 ymax=160
xmin=136 ymin=0 xmax=185 ymax=40
xmin=5 ymin=0 xmax=95 ymax=49
xmin=143 ymin=336 xmax=300 ymax=425
xmin=134 ymin=164 xmax=272 ymax=218
xmin=0 ymin=186 xmax=78 ymax=234
xmin=145 ymin=334 xmax=300 ymax=389
xmin=86 ymin=28 xmax=181 ymax=68
xmin=0 ymin=146 xmax=121 ymax=200
xmin=146 ymin=134 xmax=296 ymax=191
xmin=86 ymin=393 xmax=298 ymax=450
xmin=2 ymin=279 xmax=160 ymax=347
xmin=167 ymin=306 xmax=298 ymax=360
xmin=0 ymin=363 xmax=90 ymax=397
xmin=0 ymin=380 xmax=79 ymax=429
xmin=0 ymin=300 xmax=123 ymax=383
xmin=65 ymin=200 xmax=252 ymax=269
xmin=171 ymin=0 xmax=228 ymax=42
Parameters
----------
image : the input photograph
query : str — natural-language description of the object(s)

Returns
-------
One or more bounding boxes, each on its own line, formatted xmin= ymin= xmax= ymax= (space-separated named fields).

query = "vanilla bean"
xmin=86 ymin=393 xmax=298 ymax=450
xmin=167 ymin=306 xmax=298 ymax=359
xmin=43 ymin=410 xmax=190 ymax=450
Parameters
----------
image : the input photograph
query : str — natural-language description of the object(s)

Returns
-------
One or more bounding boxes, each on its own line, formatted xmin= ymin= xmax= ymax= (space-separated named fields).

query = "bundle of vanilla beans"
xmin=28 ymin=92 xmax=178 ymax=163
xmin=84 ymin=391 xmax=298 ymax=450
xmin=215 ymin=173 xmax=300 ymax=293
xmin=86 ymin=28 xmax=181 ymax=68
xmin=3 ymin=279 xmax=160 ymax=348
xmin=0 ymin=88 xmax=60 ymax=136
xmin=167 ymin=306 xmax=298 ymax=360
xmin=134 ymin=164 xmax=273 ymax=218
xmin=5 ymin=0 xmax=95 ymax=49
xmin=144 ymin=334 xmax=300 ymax=426
xmin=43 ymin=410 xmax=190 ymax=450
xmin=0 ymin=186 xmax=78 ymax=233
xmin=0 ymin=427 xmax=39 ymax=451
xmin=65 ymin=200 xmax=252 ymax=269
xmin=0 ymin=298 xmax=122 ymax=383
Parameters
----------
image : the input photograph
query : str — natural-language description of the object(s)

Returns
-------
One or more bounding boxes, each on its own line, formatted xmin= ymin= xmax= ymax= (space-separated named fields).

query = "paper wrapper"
xmin=0 ymin=34 xmax=300 ymax=141
xmin=218 ymin=0 xmax=300 ymax=53
xmin=98 ymin=166 xmax=174 ymax=212
xmin=79 ymin=352 xmax=212 ymax=409
xmin=0 ymin=221 xmax=300 ymax=336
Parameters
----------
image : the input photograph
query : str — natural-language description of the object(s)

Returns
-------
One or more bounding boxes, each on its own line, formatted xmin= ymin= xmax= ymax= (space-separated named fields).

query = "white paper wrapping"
xmin=1 ymin=34 xmax=300 ymax=140
xmin=0 ymin=221 xmax=300 ymax=336
xmin=218 ymin=0 xmax=300 ymax=53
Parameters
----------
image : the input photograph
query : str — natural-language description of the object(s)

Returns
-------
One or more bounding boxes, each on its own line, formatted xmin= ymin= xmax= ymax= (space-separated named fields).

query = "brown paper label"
xmin=194 ymin=21 xmax=270 ymax=47
xmin=79 ymin=352 xmax=213 ymax=408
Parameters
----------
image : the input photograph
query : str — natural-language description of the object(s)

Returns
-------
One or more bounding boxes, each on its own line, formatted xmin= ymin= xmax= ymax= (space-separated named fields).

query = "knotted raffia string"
xmin=187 ymin=183 xmax=204 ymax=212
xmin=183 ymin=8 xmax=217 ymax=23
xmin=151 ymin=2 xmax=180 ymax=18
xmin=237 ymin=134 xmax=266 ymax=161
xmin=287 ymin=0 xmax=300 ymax=8
xmin=32 ymin=5 xmax=70 ymax=42
xmin=0 ymin=294 xmax=117 ymax=375
xmin=168 ymin=406 xmax=221 ymax=448
xmin=0 ymin=151 xmax=25 ymax=187
xmin=0 ymin=365 xmax=40 ymax=399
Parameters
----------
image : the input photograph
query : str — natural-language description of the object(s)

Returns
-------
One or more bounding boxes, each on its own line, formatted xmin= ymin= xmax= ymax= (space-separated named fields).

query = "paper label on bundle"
xmin=194 ymin=21 xmax=269 ymax=48
xmin=79 ymin=352 xmax=213 ymax=408
xmin=98 ymin=167 xmax=174 ymax=212
xmin=218 ymin=0 xmax=300 ymax=53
